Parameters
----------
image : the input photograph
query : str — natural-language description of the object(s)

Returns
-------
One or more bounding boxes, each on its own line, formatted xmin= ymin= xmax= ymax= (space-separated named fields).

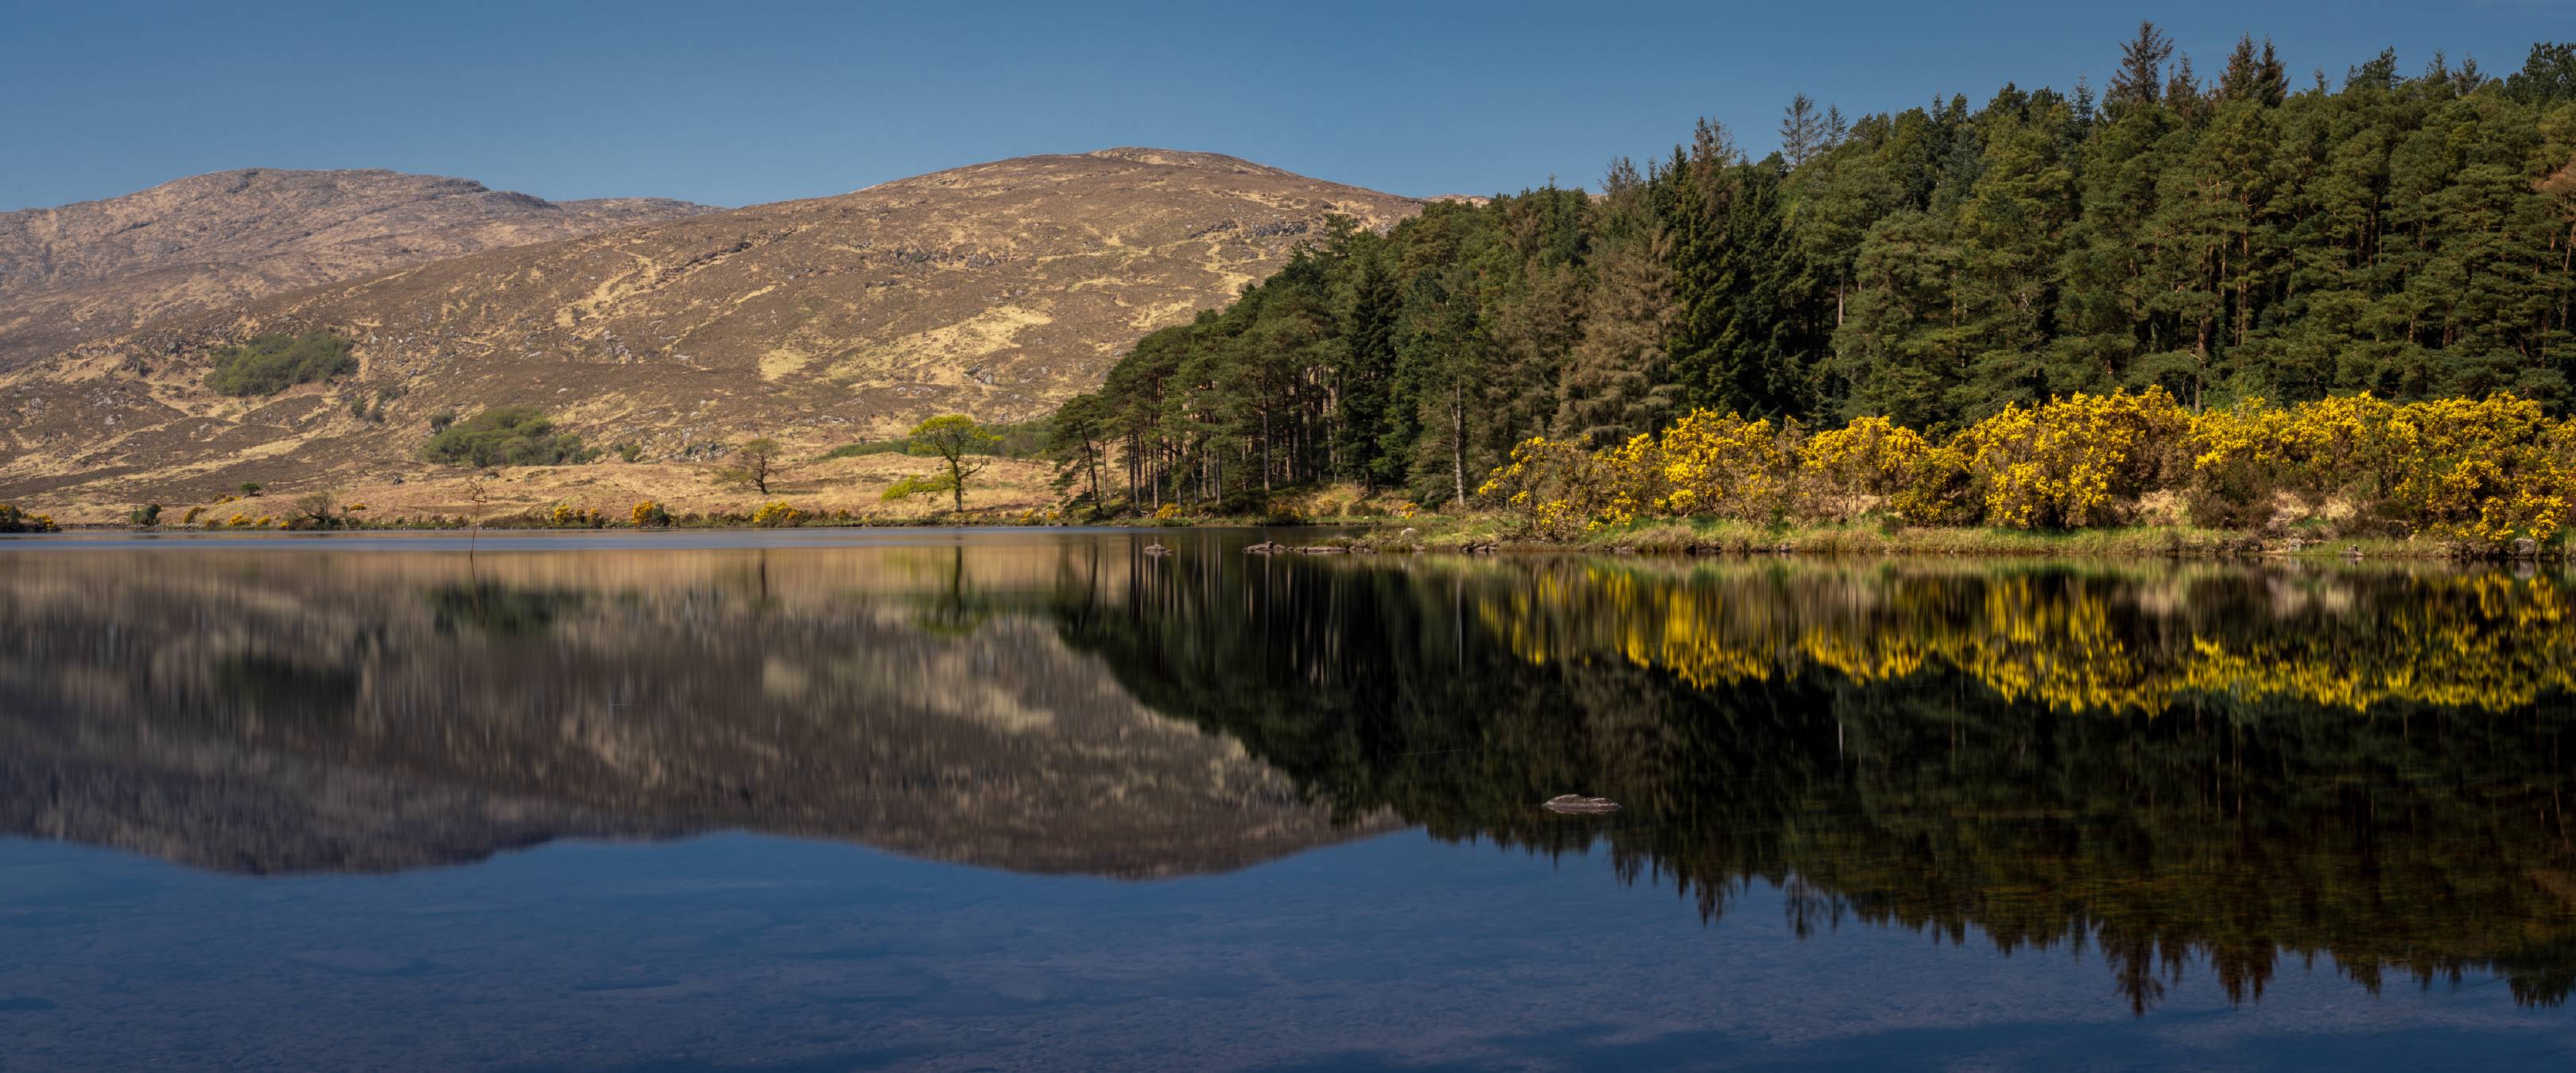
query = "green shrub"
xmin=820 ymin=420 xmax=1046 ymax=461
xmin=128 ymin=504 xmax=162 ymax=527
xmin=820 ymin=439 xmax=910 ymax=460
xmin=421 ymin=406 xmax=593 ymax=467
xmin=204 ymin=332 xmax=356 ymax=397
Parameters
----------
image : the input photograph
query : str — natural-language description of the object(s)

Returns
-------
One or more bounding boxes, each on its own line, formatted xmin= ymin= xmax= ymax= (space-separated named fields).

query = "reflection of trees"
xmin=1474 ymin=563 xmax=2576 ymax=714
xmin=1052 ymin=556 xmax=2576 ymax=1013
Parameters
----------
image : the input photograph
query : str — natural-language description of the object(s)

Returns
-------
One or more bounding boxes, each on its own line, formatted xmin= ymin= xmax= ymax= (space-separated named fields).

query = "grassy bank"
xmin=31 ymin=496 xmax=2541 ymax=562
xmin=1092 ymin=512 xmax=2514 ymax=561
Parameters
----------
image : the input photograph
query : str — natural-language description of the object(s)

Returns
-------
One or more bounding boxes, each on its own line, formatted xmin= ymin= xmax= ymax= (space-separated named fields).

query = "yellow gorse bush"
xmin=1801 ymin=416 xmax=1930 ymax=521
xmin=0 ymin=504 xmax=60 ymax=533
xmin=1942 ymin=389 xmax=2190 ymax=529
xmin=1479 ymin=436 xmax=1608 ymax=538
xmin=1651 ymin=411 xmax=1795 ymax=521
xmin=1478 ymin=389 xmax=2576 ymax=544
xmin=2185 ymin=393 xmax=2576 ymax=541
xmin=751 ymin=500 xmax=806 ymax=527
xmin=545 ymin=503 xmax=607 ymax=529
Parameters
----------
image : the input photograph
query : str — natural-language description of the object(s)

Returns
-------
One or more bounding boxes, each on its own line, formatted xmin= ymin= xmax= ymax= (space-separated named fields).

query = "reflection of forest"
xmin=1053 ymin=554 xmax=2576 ymax=1012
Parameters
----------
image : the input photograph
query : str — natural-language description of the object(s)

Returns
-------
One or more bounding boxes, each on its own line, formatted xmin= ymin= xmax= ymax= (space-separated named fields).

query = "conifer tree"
xmin=2108 ymin=21 xmax=2174 ymax=114
xmin=1558 ymin=161 xmax=1681 ymax=445
xmin=1780 ymin=95 xmax=1828 ymax=167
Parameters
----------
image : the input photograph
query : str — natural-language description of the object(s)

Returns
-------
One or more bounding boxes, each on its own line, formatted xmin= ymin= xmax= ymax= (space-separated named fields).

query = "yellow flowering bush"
xmin=631 ymin=500 xmax=673 ymax=528
xmin=2183 ymin=400 xmax=2300 ymax=528
xmin=545 ymin=503 xmax=606 ymax=529
xmin=2376 ymin=394 xmax=2574 ymax=542
xmin=1799 ymin=416 xmax=1930 ymax=521
xmin=0 ymin=505 xmax=59 ymax=533
xmin=2182 ymin=393 xmax=2574 ymax=541
xmin=751 ymin=500 xmax=806 ymax=527
xmin=1652 ymin=411 xmax=1795 ymax=521
xmin=1479 ymin=436 xmax=1605 ymax=538
xmin=1470 ymin=389 xmax=2576 ymax=543
xmin=1947 ymin=389 xmax=2190 ymax=529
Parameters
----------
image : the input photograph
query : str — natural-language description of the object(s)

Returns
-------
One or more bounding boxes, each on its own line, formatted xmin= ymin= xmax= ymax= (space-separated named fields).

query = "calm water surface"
xmin=3 ymin=529 xmax=2574 ymax=1070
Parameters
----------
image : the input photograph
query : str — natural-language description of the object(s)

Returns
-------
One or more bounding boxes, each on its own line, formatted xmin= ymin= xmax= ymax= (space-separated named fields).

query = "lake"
xmin=2 ymin=529 xmax=2574 ymax=1071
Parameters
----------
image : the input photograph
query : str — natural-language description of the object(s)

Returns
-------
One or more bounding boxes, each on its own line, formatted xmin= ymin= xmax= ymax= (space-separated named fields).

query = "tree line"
xmin=1047 ymin=27 xmax=2576 ymax=513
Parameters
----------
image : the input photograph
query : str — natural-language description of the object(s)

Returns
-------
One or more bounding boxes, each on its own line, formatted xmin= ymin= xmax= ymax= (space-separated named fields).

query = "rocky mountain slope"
xmin=0 ymin=150 xmax=1425 ymax=513
xmin=0 ymin=167 xmax=717 ymax=371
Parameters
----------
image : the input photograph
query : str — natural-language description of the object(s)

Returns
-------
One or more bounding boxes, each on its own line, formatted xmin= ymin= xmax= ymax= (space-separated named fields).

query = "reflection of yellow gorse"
xmin=1481 ymin=389 xmax=2576 ymax=541
xmin=1473 ymin=564 xmax=2576 ymax=714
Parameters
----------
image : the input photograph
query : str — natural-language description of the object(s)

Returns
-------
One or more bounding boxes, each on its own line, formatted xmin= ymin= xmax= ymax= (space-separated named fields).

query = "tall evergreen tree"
xmin=1558 ymin=161 xmax=1681 ymax=446
xmin=2108 ymin=21 xmax=2174 ymax=115
xmin=1780 ymin=95 xmax=1829 ymax=167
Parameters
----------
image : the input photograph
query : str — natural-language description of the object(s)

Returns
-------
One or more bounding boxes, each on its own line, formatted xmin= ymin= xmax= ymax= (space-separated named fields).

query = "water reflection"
xmin=0 ymin=536 xmax=1376 ymax=878
xmin=1058 ymin=549 xmax=2576 ymax=1013
xmin=5 ymin=533 xmax=2576 ymax=1016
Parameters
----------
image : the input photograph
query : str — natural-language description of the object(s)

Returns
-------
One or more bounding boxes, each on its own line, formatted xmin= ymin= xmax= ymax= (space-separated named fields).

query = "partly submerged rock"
xmin=1542 ymin=794 xmax=1620 ymax=814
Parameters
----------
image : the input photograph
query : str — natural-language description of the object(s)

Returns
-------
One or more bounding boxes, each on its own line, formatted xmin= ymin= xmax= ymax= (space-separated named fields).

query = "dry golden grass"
xmin=49 ymin=455 xmax=1063 ymax=528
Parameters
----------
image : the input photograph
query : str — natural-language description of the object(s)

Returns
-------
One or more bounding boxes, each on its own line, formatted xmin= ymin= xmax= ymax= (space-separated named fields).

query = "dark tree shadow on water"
xmin=1249 ymin=1018 xmax=2576 ymax=1072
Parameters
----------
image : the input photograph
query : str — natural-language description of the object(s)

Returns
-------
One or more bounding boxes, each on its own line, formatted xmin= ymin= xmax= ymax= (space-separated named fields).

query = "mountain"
xmin=0 ymin=167 xmax=719 ymax=371
xmin=0 ymin=150 xmax=1426 ymax=516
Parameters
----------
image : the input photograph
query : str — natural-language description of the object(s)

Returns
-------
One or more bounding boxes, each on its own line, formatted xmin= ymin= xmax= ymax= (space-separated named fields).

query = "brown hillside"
xmin=0 ymin=167 xmax=719 ymax=370
xmin=0 ymin=149 xmax=1422 ymax=513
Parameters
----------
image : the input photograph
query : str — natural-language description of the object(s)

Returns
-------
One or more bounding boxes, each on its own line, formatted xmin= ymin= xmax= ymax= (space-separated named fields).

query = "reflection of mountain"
xmin=0 ymin=543 xmax=1387 ymax=877
xmin=1053 ymin=556 xmax=2576 ymax=1012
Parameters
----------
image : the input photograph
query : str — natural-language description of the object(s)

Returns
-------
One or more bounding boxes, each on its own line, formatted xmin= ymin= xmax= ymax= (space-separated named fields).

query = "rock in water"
xmin=1542 ymin=794 xmax=1620 ymax=814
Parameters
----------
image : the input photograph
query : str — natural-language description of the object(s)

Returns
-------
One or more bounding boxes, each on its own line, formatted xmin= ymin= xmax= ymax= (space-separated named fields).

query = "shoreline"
xmin=15 ymin=514 xmax=2553 ymax=563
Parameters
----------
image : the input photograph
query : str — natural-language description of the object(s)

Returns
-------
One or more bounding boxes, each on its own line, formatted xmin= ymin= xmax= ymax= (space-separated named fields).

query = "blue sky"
xmin=6 ymin=1 xmax=2570 ymax=211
